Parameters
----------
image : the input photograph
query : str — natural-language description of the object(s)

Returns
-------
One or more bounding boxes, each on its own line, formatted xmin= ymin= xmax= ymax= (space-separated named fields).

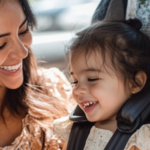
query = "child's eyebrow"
xmin=70 ymin=68 xmax=101 ymax=75
xmin=84 ymin=68 xmax=101 ymax=72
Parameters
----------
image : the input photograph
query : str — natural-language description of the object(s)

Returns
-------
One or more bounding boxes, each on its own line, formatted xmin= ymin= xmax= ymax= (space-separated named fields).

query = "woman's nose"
xmin=9 ymin=38 xmax=28 ymax=59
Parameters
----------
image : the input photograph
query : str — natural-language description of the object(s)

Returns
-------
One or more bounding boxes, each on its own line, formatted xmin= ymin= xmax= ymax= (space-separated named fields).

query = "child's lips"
xmin=79 ymin=101 xmax=98 ymax=113
xmin=83 ymin=102 xmax=98 ymax=113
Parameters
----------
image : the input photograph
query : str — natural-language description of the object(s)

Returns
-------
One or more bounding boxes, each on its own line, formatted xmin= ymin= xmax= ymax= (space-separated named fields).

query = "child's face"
xmin=70 ymin=50 xmax=132 ymax=122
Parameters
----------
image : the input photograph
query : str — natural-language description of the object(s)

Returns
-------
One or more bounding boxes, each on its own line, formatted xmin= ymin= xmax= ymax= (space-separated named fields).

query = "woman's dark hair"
xmin=1 ymin=0 xmax=70 ymax=129
xmin=69 ymin=19 xmax=150 ymax=91
xmin=19 ymin=0 xmax=36 ymax=29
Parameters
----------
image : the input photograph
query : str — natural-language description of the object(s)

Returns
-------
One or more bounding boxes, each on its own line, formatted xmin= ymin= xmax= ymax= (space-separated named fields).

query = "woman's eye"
xmin=88 ymin=78 xmax=99 ymax=82
xmin=0 ymin=42 xmax=7 ymax=50
xmin=19 ymin=27 xmax=29 ymax=35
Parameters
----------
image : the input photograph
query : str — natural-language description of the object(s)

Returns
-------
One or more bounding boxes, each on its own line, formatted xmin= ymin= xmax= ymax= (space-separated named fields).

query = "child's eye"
xmin=71 ymin=81 xmax=78 ymax=85
xmin=0 ymin=42 xmax=7 ymax=50
xmin=19 ymin=27 xmax=29 ymax=35
xmin=88 ymin=78 xmax=99 ymax=82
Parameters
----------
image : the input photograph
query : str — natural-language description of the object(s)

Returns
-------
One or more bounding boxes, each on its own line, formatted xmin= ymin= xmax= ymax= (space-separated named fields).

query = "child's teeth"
xmin=83 ymin=101 xmax=97 ymax=107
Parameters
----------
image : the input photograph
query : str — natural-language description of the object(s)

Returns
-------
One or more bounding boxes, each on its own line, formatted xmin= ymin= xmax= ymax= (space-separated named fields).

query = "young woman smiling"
xmin=0 ymin=0 xmax=72 ymax=149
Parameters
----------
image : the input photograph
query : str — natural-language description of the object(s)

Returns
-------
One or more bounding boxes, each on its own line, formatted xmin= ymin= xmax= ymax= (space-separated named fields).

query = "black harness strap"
xmin=67 ymin=122 xmax=94 ymax=150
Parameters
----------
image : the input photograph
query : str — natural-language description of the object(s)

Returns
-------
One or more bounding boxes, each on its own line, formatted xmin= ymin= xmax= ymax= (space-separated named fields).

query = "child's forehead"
xmin=70 ymin=49 xmax=115 ymax=74
xmin=71 ymin=49 xmax=102 ymax=65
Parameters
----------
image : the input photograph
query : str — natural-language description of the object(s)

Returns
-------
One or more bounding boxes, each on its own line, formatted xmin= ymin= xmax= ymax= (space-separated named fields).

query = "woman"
xmin=0 ymin=0 xmax=72 ymax=149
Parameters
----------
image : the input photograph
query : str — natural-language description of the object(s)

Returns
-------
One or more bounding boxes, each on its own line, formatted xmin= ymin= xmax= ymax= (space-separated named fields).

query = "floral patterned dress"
xmin=0 ymin=68 xmax=73 ymax=150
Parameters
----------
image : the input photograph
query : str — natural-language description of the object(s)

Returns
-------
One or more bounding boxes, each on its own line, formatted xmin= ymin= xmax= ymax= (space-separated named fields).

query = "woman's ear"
xmin=130 ymin=71 xmax=147 ymax=94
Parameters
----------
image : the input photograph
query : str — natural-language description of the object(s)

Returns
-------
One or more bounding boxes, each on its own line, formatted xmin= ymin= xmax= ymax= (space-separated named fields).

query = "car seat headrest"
xmin=117 ymin=88 xmax=150 ymax=133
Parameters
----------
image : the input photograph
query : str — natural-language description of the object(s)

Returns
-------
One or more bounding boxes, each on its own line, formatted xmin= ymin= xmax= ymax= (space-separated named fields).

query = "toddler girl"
xmin=54 ymin=19 xmax=150 ymax=150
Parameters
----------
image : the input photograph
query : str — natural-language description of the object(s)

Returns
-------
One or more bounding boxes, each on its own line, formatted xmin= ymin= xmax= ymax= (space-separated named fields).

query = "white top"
xmin=54 ymin=116 xmax=150 ymax=150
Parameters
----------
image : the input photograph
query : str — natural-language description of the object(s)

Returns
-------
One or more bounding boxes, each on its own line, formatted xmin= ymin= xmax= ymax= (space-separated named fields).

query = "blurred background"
xmin=29 ymin=0 xmax=101 ymax=74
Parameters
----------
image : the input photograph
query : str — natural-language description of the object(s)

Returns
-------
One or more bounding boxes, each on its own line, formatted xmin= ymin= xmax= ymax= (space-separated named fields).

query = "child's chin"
xmin=86 ymin=116 xmax=97 ymax=122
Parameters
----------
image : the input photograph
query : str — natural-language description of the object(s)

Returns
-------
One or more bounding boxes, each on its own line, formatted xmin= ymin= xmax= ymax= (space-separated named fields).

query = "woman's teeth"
xmin=83 ymin=102 xmax=97 ymax=108
xmin=0 ymin=63 xmax=21 ymax=71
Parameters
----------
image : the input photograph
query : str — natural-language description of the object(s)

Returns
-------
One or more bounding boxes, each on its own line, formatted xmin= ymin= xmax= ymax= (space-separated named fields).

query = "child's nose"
xmin=73 ymin=84 xmax=87 ymax=95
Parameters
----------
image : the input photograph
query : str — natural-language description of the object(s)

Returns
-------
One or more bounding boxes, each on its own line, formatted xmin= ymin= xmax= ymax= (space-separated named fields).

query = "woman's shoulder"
xmin=53 ymin=115 xmax=74 ymax=141
xmin=125 ymin=124 xmax=150 ymax=150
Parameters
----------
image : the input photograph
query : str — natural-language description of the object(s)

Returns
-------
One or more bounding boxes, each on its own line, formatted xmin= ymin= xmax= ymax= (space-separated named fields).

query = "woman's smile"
xmin=0 ymin=62 xmax=22 ymax=76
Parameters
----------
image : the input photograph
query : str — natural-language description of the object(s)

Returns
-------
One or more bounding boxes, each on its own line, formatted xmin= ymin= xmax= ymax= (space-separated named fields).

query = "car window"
xmin=29 ymin=0 xmax=101 ymax=71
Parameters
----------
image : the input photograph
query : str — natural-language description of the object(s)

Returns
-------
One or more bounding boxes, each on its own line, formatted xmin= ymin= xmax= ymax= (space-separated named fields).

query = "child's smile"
xmin=70 ymin=50 xmax=132 ymax=123
xmin=80 ymin=101 xmax=98 ymax=113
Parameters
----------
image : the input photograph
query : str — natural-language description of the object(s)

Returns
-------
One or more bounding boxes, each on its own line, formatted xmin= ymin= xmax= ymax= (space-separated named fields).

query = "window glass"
xmin=29 ymin=0 xmax=101 ymax=70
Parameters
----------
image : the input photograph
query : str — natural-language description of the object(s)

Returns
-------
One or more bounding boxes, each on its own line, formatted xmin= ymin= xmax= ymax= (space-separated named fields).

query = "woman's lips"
xmin=0 ymin=65 xmax=22 ymax=76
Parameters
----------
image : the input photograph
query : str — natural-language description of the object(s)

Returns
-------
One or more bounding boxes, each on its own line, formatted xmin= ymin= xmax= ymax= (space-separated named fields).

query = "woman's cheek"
xmin=0 ymin=51 xmax=9 ymax=65
xmin=20 ymin=31 xmax=32 ymax=50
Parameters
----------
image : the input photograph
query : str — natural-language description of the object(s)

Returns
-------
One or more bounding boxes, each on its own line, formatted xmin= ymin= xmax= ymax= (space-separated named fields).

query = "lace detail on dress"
xmin=124 ymin=124 xmax=150 ymax=150
xmin=0 ymin=68 xmax=73 ymax=150
xmin=0 ymin=115 xmax=43 ymax=150
xmin=53 ymin=116 xmax=73 ymax=141
xmin=84 ymin=126 xmax=113 ymax=150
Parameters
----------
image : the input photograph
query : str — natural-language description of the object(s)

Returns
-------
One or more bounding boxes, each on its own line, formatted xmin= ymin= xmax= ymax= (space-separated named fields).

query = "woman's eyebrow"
xmin=0 ymin=18 xmax=28 ymax=38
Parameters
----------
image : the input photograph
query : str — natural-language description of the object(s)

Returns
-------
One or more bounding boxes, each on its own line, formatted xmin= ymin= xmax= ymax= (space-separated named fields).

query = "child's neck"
xmin=95 ymin=117 xmax=117 ymax=132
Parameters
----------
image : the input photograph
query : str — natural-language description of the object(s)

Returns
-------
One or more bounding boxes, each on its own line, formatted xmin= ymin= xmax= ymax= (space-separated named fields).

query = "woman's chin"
xmin=9 ymin=85 xmax=22 ymax=90
xmin=6 ymin=80 xmax=23 ymax=90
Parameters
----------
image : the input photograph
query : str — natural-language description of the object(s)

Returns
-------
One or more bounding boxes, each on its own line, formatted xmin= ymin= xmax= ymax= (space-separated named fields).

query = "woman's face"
xmin=0 ymin=0 xmax=32 ymax=90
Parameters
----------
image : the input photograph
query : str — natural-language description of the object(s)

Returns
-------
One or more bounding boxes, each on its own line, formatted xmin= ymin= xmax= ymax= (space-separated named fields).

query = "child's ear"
xmin=130 ymin=71 xmax=147 ymax=94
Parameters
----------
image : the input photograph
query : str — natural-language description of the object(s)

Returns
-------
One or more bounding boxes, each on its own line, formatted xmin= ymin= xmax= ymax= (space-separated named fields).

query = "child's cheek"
xmin=72 ymin=90 xmax=78 ymax=103
xmin=89 ymin=84 xmax=103 ymax=100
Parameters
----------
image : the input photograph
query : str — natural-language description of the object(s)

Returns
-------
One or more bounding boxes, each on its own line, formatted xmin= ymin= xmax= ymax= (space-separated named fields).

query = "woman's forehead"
xmin=0 ymin=0 xmax=25 ymax=30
